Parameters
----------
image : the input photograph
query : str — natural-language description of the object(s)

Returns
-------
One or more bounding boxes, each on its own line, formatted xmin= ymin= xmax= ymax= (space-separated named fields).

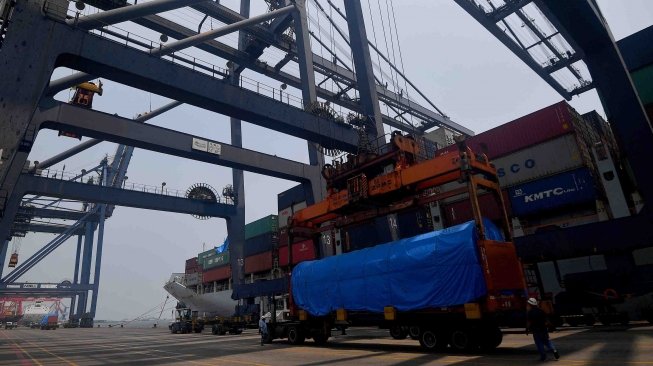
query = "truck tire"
xmin=450 ymin=328 xmax=477 ymax=352
xmin=567 ymin=317 xmax=580 ymax=327
xmin=408 ymin=326 xmax=420 ymax=340
xmin=211 ymin=325 xmax=218 ymax=335
xmin=583 ymin=314 xmax=596 ymax=326
xmin=213 ymin=324 xmax=226 ymax=335
xmin=389 ymin=325 xmax=408 ymax=340
xmin=478 ymin=326 xmax=502 ymax=351
xmin=287 ymin=326 xmax=306 ymax=345
xmin=418 ymin=329 xmax=446 ymax=352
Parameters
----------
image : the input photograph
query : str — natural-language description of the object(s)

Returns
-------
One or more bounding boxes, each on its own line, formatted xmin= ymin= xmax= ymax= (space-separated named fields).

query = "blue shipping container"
xmin=509 ymin=168 xmax=596 ymax=216
xmin=278 ymin=184 xmax=308 ymax=211
xmin=244 ymin=232 xmax=278 ymax=257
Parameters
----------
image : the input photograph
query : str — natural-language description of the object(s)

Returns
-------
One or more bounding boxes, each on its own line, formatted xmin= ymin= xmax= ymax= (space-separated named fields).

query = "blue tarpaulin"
xmin=291 ymin=219 xmax=503 ymax=316
xmin=216 ymin=237 xmax=229 ymax=254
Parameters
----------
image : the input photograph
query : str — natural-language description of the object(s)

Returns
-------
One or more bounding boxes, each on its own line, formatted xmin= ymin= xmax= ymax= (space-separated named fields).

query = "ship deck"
xmin=0 ymin=323 xmax=651 ymax=365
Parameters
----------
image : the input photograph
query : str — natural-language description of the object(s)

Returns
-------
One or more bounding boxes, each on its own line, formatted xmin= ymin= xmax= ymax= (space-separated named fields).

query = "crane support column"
xmin=293 ymin=0 xmax=326 ymax=203
xmin=228 ymin=0 xmax=250 ymax=295
xmin=0 ymin=1 xmax=59 ymax=218
xmin=343 ymin=1 xmax=384 ymax=137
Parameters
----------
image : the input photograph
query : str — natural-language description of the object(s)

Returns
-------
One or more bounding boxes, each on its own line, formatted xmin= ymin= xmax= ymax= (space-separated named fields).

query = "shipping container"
xmin=203 ymin=265 xmax=231 ymax=283
xmin=202 ymin=251 xmax=230 ymax=270
xmin=245 ymin=215 xmax=278 ymax=240
xmin=278 ymin=201 xmax=307 ymax=228
xmin=185 ymin=257 xmax=198 ymax=270
xmin=244 ymin=251 xmax=273 ymax=274
xmin=344 ymin=218 xmax=394 ymax=252
xmin=442 ymin=191 xmax=511 ymax=227
xmin=493 ymin=134 xmax=589 ymax=187
xmin=438 ymin=101 xmax=595 ymax=159
xmin=631 ymin=63 xmax=653 ymax=106
xmin=396 ymin=207 xmax=432 ymax=238
xmin=279 ymin=240 xmax=317 ymax=266
xmin=199 ymin=248 xmax=216 ymax=262
xmin=244 ymin=232 xmax=278 ymax=257
xmin=184 ymin=272 xmax=200 ymax=286
xmin=278 ymin=184 xmax=308 ymax=211
xmin=509 ymin=168 xmax=597 ymax=216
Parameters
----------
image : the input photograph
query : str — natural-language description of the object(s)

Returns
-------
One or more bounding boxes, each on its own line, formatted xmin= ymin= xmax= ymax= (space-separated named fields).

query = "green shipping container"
xmin=632 ymin=64 xmax=653 ymax=106
xmin=244 ymin=215 xmax=278 ymax=240
xmin=202 ymin=251 xmax=230 ymax=270
xmin=198 ymin=248 xmax=216 ymax=262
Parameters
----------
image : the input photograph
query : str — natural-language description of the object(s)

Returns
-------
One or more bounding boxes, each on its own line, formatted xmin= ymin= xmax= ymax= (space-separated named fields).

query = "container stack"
xmin=184 ymin=257 xmax=201 ymax=287
xmin=243 ymin=215 xmax=279 ymax=275
xmin=277 ymin=184 xmax=308 ymax=228
xmin=200 ymin=248 xmax=231 ymax=285
xmin=436 ymin=101 xmax=619 ymax=235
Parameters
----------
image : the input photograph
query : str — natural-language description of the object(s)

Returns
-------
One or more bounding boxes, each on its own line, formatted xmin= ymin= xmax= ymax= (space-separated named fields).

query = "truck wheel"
xmin=214 ymin=324 xmax=226 ymax=335
xmin=599 ymin=315 xmax=612 ymax=326
xmin=478 ymin=326 xmax=502 ymax=351
xmin=233 ymin=329 xmax=243 ymax=335
xmin=450 ymin=328 xmax=477 ymax=352
xmin=211 ymin=325 xmax=218 ymax=335
xmin=620 ymin=313 xmax=630 ymax=326
xmin=418 ymin=329 xmax=446 ymax=351
xmin=583 ymin=314 xmax=596 ymax=326
xmin=390 ymin=325 xmax=408 ymax=340
xmin=408 ymin=326 xmax=420 ymax=340
xmin=287 ymin=326 xmax=306 ymax=345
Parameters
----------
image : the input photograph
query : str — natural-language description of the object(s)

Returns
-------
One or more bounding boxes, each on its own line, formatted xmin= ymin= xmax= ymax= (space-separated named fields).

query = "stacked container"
xmin=184 ymin=257 xmax=201 ymax=286
xmin=435 ymin=101 xmax=614 ymax=233
xmin=242 ymin=215 xmax=280 ymax=275
xmin=278 ymin=184 xmax=308 ymax=228
xmin=199 ymin=248 xmax=231 ymax=285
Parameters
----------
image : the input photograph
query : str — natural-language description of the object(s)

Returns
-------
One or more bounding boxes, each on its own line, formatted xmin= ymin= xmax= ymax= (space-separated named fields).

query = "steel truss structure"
xmin=0 ymin=0 xmax=462 ymax=320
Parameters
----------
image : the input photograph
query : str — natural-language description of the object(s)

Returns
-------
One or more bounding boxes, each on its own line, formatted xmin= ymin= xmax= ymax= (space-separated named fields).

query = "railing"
xmin=31 ymin=168 xmax=236 ymax=205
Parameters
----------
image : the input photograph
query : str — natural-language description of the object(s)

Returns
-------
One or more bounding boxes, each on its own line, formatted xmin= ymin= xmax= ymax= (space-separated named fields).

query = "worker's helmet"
xmin=527 ymin=297 xmax=538 ymax=306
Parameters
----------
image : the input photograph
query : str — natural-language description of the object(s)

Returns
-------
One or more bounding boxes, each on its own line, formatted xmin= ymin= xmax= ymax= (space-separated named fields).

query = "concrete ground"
xmin=0 ymin=323 xmax=651 ymax=365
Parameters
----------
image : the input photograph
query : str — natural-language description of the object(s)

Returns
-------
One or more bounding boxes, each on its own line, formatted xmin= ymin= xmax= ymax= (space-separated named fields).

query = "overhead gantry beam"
xmin=16 ymin=207 xmax=97 ymax=221
xmin=68 ymin=0 xmax=209 ymax=31
xmin=16 ymin=174 xmax=236 ymax=219
xmin=12 ymin=223 xmax=85 ymax=236
xmin=33 ymin=100 xmax=321 ymax=184
xmin=51 ymin=21 xmax=360 ymax=152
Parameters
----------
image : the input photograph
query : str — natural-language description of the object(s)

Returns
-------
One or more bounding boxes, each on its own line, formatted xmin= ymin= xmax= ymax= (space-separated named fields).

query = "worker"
xmin=258 ymin=315 xmax=268 ymax=346
xmin=526 ymin=297 xmax=560 ymax=361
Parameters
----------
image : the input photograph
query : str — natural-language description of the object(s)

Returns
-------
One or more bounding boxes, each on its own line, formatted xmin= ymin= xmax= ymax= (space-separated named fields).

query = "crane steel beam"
xmin=68 ymin=0 xmax=208 ymax=31
xmin=33 ymin=101 xmax=321 ymax=183
xmin=45 ymin=72 xmax=94 ymax=96
xmin=16 ymin=207 xmax=97 ymax=221
xmin=488 ymin=0 xmax=533 ymax=22
xmin=33 ymin=101 xmax=182 ymax=171
xmin=15 ymin=174 xmax=236 ymax=219
xmin=454 ymin=0 xmax=572 ymax=100
xmin=11 ymin=223 xmax=85 ymax=236
xmin=150 ymin=5 xmax=295 ymax=56
xmin=51 ymin=26 xmax=359 ymax=153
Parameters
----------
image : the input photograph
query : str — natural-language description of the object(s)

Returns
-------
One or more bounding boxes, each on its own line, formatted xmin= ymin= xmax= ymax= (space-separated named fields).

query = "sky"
xmin=5 ymin=0 xmax=653 ymax=321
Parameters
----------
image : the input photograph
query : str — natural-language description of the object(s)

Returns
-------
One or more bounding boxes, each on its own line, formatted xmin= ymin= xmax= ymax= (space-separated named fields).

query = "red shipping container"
xmin=279 ymin=240 xmax=316 ymax=266
xmin=244 ymin=251 xmax=273 ymax=274
xmin=202 ymin=265 xmax=231 ymax=283
xmin=185 ymin=266 xmax=200 ymax=275
xmin=442 ymin=191 xmax=511 ymax=226
xmin=438 ymin=101 xmax=576 ymax=159
xmin=185 ymin=257 xmax=198 ymax=270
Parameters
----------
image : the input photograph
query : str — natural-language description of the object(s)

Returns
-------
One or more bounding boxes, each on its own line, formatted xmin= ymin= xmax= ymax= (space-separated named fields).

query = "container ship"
xmin=165 ymin=100 xmax=653 ymax=324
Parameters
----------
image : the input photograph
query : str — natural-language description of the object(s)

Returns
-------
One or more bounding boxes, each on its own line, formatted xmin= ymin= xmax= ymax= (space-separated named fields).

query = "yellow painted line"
xmin=0 ymin=330 xmax=44 ymax=366
xmin=18 ymin=338 xmax=78 ymax=366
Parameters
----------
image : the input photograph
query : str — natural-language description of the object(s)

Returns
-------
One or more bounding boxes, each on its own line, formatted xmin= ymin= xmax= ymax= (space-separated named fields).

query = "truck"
xmin=258 ymin=132 xmax=527 ymax=352
xmin=169 ymin=302 xmax=251 ymax=335
xmin=40 ymin=314 xmax=58 ymax=330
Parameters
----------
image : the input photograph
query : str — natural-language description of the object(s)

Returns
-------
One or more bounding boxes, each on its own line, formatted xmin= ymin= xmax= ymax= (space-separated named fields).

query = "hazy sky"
xmin=6 ymin=0 xmax=653 ymax=321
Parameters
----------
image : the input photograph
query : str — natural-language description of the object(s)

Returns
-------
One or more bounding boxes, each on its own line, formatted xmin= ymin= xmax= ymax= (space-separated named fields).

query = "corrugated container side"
xmin=493 ymin=134 xmax=588 ymax=187
xmin=442 ymin=191 xmax=511 ymax=227
xmin=278 ymin=184 xmax=308 ymax=211
xmin=202 ymin=266 xmax=231 ymax=283
xmin=244 ymin=232 xmax=278 ymax=257
xmin=198 ymin=248 xmax=216 ymax=261
xmin=397 ymin=207 xmax=431 ymax=239
xmin=185 ymin=257 xmax=198 ymax=270
xmin=245 ymin=215 xmax=278 ymax=240
xmin=509 ymin=168 xmax=597 ymax=216
xmin=202 ymin=252 xmax=230 ymax=270
xmin=278 ymin=202 xmax=308 ymax=228
xmin=345 ymin=219 xmax=393 ymax=252
xmin=184 ymin=272 xmax=200 ymax=286
xmin=185 ymin=266 xmax=200 ymax=275
xmin=244 ymin=251 xmax=273 ymax=274
xmin=279 ymin=240 xmax=316 ymax=266
xmin=438 ymin=101 xmax=574 ymax=158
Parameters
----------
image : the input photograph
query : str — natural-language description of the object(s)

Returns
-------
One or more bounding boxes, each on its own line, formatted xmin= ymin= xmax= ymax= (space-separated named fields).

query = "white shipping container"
xmin=492 ymin=134 xmax=588 ymax=187
xmin=184 ymin=272 xmax=200 ymax=286
xmin=278 ymin=201 xmax=307 ymax=228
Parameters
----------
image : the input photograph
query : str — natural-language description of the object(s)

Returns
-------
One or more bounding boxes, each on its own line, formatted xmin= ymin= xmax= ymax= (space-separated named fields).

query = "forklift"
xmin=170 ymin=302 xmax=203 ymax=334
